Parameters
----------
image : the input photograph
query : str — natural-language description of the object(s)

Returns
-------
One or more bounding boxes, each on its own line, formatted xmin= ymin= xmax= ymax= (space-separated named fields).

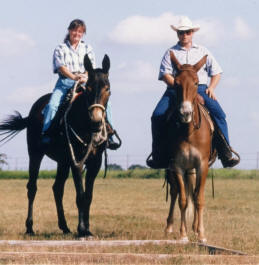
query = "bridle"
xmin=64 ymin=81 xmax=108 ymax=168
xmin=175 ymin=69 xmax=201 ymax=130
xmin=88 ymin=103 xmax=105 ymax=112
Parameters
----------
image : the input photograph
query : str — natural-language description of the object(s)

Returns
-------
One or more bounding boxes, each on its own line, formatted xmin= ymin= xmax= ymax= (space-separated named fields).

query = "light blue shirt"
xmin=158 ymin=42 xmax=222 ymax=85
xmin=53 ymin=40 xmax=96 ymax=74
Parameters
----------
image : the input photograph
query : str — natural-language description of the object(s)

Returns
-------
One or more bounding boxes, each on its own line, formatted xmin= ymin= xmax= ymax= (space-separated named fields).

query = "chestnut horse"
xmin=165 ymin=51 xmax=213 ymax=242
xmin=0 ymin=54 xmax=112 ymax=237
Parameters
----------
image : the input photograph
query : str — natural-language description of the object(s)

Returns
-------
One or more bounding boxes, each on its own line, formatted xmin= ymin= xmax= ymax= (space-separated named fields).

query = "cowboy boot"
xmin=146 ymin=136 xmax=170 ymax=169
xmin=214 ymin=130 xmax=240 ymax=168
xmin=106 ymin=122 xmax=121 ymax=150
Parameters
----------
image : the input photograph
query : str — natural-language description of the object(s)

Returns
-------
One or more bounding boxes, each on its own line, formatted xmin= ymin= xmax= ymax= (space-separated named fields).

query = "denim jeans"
xmin=42 ymin=77 xmax=113 ymax=132
xmin=151 ymin=85 xmax=230 ymax=158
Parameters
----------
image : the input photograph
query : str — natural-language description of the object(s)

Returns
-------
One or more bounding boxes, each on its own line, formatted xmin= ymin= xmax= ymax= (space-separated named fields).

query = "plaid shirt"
xmin=159 ymin=43 xmax=222 ymax=85
xmin=53 ymin=40 xmax=96 ymax=74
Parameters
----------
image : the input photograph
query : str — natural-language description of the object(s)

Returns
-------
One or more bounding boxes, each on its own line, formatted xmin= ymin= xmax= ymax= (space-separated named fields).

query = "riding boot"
xmin=146 ymin=148 xmax=169 ymax=169
xmin=106 ymin=122 xmax=121 ymax=150
xmin=146 ymin=134 xmax=170 ymax=169
xmin=214 ymin=129 xmax=240 ymax=168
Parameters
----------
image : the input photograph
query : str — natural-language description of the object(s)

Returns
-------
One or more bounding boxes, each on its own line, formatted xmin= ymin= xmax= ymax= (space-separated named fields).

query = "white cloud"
xmin=234 ymin=17 xmax=255 ymax=40
xmin=108 ymin=13 xmax=223 ymax=47
xmin=108 ymin=12 xmax=179 ymax=45
xmin=0 ymin=28 xmax=35 ymax=56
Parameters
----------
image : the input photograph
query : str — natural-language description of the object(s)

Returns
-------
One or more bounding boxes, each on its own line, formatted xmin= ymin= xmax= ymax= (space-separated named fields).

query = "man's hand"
xmin=206 ymin=86 xmax=217 ymax=100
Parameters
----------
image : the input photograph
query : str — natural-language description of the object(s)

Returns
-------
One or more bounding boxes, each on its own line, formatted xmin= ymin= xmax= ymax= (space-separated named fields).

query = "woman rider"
xmin=42 ymin=19 xmax=120 ymax=150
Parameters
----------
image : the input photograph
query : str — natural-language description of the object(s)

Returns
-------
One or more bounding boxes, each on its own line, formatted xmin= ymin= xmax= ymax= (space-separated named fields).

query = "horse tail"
xmin=185 ymin=169 xmax=196 ymax=219
xmin=0 ymin=111 xmax=28 ymax=145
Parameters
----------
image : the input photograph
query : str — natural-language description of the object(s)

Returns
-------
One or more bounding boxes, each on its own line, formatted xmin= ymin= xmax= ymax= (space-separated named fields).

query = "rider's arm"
xmin=58 ymin=66 xmax=79 ymax=80
xmin=162 ymin=73 xmax=175 ymax=88
xmin=58 ymin=66 xmax=87 ymax=83
xmin=206 ymin=73 xmax=221 ymax=100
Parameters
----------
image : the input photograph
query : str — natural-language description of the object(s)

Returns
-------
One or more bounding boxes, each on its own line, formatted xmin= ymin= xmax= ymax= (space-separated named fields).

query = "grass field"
xmin=0 ymin=174 xmax=259 ymax=264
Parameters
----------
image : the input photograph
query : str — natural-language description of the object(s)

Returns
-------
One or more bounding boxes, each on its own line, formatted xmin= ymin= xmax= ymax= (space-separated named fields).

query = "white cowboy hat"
xmin=170 ymin=16 xmax=200 ymax=32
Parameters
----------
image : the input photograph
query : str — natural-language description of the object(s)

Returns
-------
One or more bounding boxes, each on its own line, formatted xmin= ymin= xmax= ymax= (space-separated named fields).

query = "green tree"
xmin=107 ymin=163 xmax=123 ymax=171
xmin=128 ymin=164 xmax=147 ymax=170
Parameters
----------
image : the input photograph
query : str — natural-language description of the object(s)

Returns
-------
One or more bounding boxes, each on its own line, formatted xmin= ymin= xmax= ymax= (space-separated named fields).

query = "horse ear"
xmin=102 ymin=54 xmax=110 ymax=74
xmin=84 ymin=54 xmax=94 ymax=73
xmin=170 ymin=51 xmax=181 ymax=71
xmin=193 ymin=55 xmax=207 ymax=72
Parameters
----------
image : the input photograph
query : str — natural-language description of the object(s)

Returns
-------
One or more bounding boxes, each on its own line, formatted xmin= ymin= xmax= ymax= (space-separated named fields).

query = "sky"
xmin=0 ymin=0 xmax=258 ymax=169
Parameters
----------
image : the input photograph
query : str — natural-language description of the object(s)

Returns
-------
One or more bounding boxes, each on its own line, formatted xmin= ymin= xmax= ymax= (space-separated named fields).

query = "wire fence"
xmin=1 ymin=152 xmax=259 ymax=171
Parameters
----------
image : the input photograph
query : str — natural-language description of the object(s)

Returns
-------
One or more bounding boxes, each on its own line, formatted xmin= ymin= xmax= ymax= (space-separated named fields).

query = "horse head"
xmin=170 ymin=51 xmax=207 ymax=123
xmin=83 ymin=54 xmax=110 ymax=132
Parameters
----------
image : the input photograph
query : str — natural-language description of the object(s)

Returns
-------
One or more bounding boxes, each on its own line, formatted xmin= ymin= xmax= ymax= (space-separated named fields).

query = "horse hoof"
xmin=198 ymin=238 xmax=207 ymax=244
xmin=62 ymin=228 xmax=71 ymax=234
xmin=179 ymin=236 xmax=189 ymax=243
xmin=165 ymin=229 xmax=173 ymax=235
xmin=78 ymin=230 xmax=94 ymax=239
xmin=25 ymin=230 xmax=35 ymax=236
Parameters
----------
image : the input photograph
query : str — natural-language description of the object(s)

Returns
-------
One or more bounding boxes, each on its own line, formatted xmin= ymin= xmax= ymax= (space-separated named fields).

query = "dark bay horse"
xmin=0 ymin=54 xmax=111 ymax=237
xmin=165 ymin=51 xmax=213 ymax=243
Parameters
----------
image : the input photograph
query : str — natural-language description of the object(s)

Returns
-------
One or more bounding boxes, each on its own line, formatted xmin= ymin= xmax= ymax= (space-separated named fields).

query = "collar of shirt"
xmin=65 ymin=40 xmax=85 ymax=52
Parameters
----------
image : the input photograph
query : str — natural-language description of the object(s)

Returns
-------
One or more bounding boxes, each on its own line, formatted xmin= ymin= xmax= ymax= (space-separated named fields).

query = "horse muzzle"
xmin=88 ymin=104 xmax=105 ymax=132
xmin=179 ymin=101 xmax=193 ymax=123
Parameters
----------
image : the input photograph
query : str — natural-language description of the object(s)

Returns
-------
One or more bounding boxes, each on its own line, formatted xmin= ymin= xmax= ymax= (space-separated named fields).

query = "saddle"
xmin=44 ymin=85 xmax=115 ymax=139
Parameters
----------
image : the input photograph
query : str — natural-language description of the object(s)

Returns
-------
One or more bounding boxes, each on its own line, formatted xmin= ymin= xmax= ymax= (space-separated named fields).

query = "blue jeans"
xmin=42 ymin=77 xmax=113 ymax=132
xmin=151 ymin=84 xmax=230 ymax=157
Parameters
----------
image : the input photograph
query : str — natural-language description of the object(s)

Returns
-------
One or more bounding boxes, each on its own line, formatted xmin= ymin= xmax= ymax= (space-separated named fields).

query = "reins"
xmin=64 ymin=81 xmax=108 ymax=168
xmin=192 ymin=100 xmax=202 ymax=130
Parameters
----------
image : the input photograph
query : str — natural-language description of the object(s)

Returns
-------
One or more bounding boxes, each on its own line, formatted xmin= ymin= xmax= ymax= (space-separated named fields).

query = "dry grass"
xmin=0 ymin=177 xmax=259 ymax=264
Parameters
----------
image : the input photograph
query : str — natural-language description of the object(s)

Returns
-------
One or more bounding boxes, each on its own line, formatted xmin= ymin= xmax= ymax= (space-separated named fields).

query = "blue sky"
xmin=0 ymin=0 xmax=258 ymax=169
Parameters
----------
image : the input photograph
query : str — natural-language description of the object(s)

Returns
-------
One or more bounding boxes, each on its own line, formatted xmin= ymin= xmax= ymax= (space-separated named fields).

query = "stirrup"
xmin=107 ymin=130 xmax=122 ymax=150
xmin=146 ymin=153 xmax=168 ymax=169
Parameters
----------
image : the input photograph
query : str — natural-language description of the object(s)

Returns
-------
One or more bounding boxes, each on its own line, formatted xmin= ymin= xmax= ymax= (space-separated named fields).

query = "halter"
xmin=64 ymin=81 xmax=108 ymax=168
xmin=88 ymin=103 xmax=105 ymax=112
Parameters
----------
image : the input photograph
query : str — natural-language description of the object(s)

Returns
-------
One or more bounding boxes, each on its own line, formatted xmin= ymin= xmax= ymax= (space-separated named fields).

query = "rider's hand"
xmin=206 ymin=87 xmax=217 ymax=100
xmin=72 ymin=74 xmax=81 ymax=81
xmin=77 ymin=74 xmax=88 ymax=84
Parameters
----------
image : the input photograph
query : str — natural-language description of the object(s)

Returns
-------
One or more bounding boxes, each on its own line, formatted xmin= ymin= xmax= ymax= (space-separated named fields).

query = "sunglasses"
xmin=177 ymin=30 xmax=193 ymax=36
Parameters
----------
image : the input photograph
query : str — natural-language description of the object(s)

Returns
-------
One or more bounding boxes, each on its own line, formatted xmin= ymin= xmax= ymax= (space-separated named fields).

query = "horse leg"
xmin=83 ymin=155 xmax=102 ymax=236
xmin=175 ymin=171 xmax=188 ymax=241
xmin=165 ymin=170 xmax=178 ymax=234
xmin=71 ymin=165 xmax=87 ymax=237
xmin=194 ymin=164 xmax=208 ymax=242
xmin=25 ymin=154 xmax=43 ymax=235
xmin=192 ymin=206 xmax=198 ymax=235
xmin=186 ymin=169 xmax=198 ymax=235
xmin=52 ymin=162 xmax=70 ymax=234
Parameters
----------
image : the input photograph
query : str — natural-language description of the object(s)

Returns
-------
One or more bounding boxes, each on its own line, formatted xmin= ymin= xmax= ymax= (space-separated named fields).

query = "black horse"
xmin=0 ymin=54 xmax=114 ymax=237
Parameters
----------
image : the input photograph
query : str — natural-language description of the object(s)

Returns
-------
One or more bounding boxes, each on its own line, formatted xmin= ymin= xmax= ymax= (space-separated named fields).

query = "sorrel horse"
xmin=164 ymin=51 xmax=213 ymax=242
xmin=0 ymin=54 xmax=111 ymax=237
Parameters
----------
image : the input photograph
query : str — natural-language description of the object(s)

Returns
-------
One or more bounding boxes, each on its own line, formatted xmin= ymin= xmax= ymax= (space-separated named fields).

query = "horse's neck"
xmin=68 ymin=97 xmax=91 ymax=130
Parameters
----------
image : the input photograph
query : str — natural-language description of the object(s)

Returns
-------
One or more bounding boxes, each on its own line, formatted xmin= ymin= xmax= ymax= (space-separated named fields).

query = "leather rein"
xmin=64 ymin=81 xmax=108 ymax=168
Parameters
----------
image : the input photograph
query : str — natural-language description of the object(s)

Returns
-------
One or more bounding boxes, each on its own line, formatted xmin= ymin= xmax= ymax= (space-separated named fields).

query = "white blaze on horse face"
xmin=180 ymin=101 xmax=193 ymax=123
